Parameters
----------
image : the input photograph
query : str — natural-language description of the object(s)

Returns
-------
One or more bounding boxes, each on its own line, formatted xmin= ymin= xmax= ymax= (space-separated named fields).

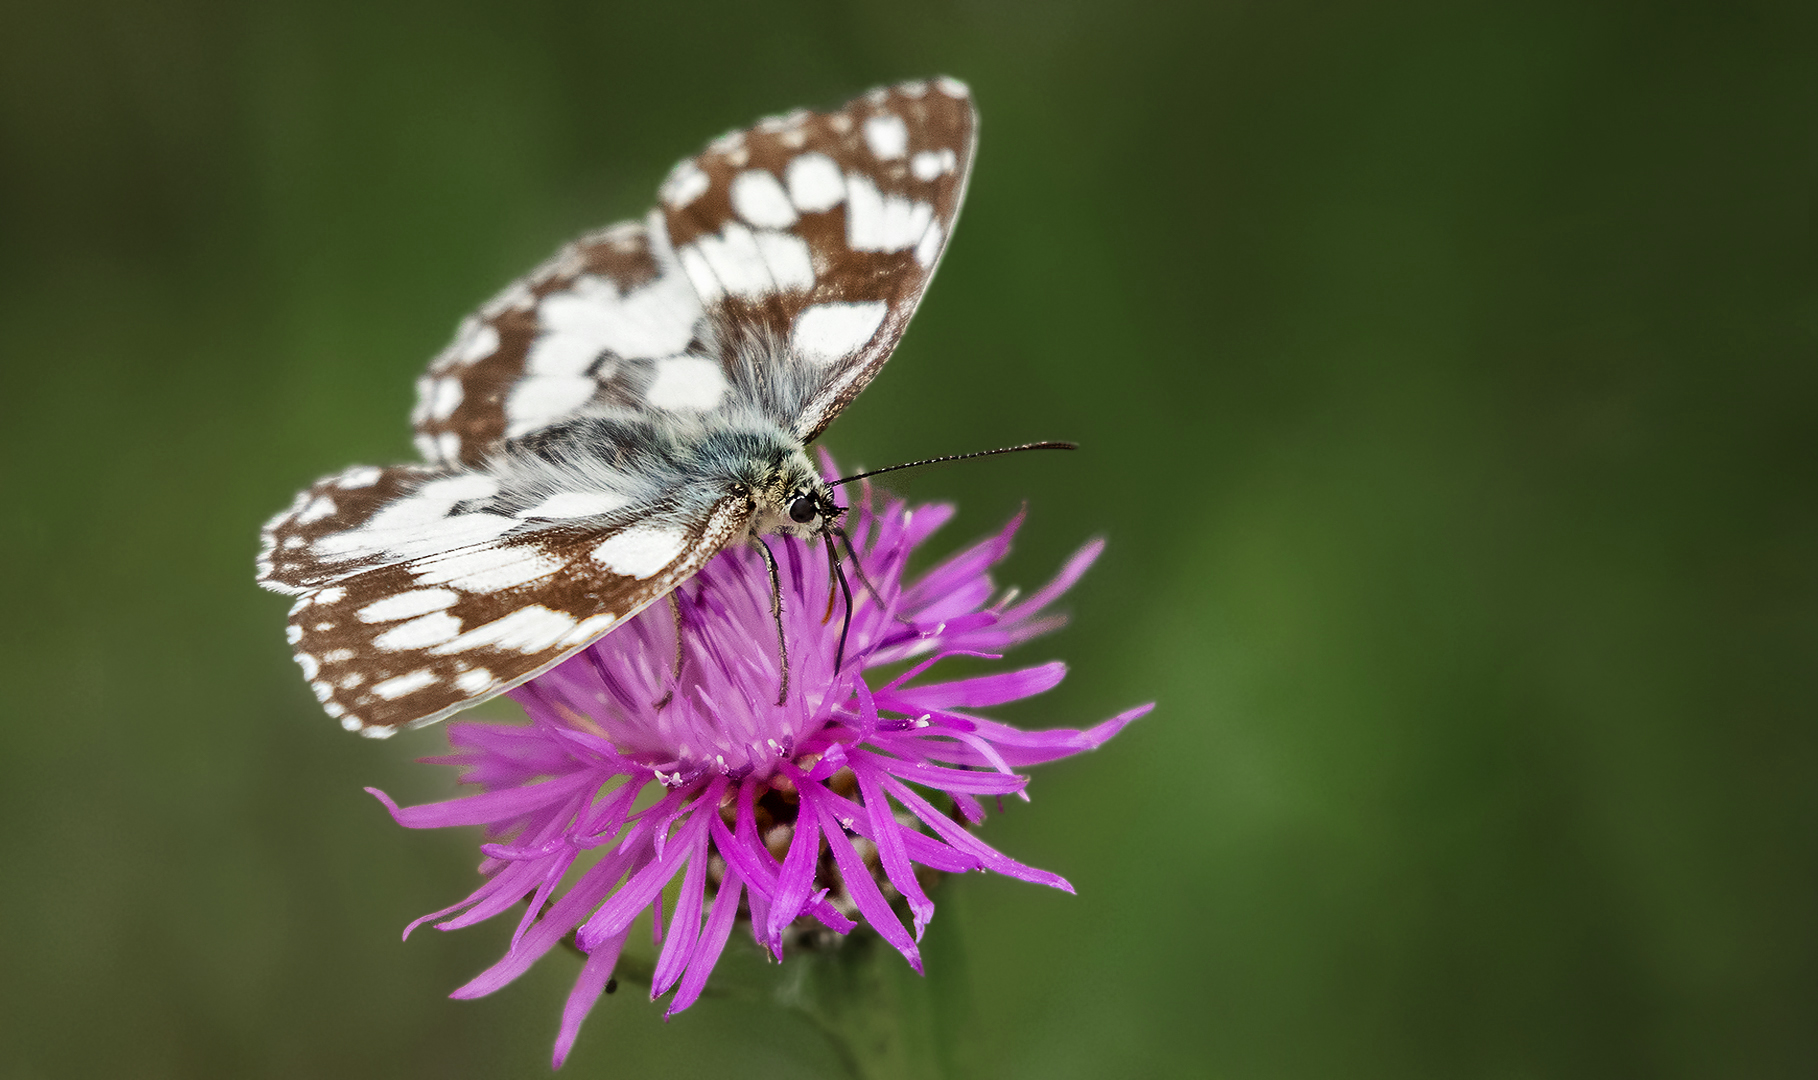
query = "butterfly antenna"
xmin=830 ymin=441 xmax=1077 ymax=486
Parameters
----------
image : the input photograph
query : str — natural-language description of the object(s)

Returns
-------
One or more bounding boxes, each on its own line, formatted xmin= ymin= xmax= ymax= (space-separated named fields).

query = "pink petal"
xmin=552 ymin=930 xmax=629 ymax=1068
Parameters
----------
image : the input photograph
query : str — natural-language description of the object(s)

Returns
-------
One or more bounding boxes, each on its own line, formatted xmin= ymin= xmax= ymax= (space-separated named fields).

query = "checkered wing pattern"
xmin=411 ymin=77 xmax=975 ymax=463
xmin=267 ymin=78 xmax=978 ymax=733
xmin=660 ymin=77 xmax=977 ymax=441
xmin=259 ymin=464 xmax=749 ymax=735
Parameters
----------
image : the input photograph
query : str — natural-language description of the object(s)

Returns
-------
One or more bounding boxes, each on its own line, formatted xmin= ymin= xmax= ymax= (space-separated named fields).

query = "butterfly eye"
xmin=788 ymin=495 xmax=817 ymax=524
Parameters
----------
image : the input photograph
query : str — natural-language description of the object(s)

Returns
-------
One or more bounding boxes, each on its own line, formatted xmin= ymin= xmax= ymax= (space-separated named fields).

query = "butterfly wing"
xmin=269 ymin=79 xmax=978 ymax=732
xmin=661 ymin=77 xmax=978 ymax=441
xmin=410 ymin=77 xmax=977 ymax=464
xmin=259 ymin=465 xmax=750 ymax=735
xmin=410 ymin=219 xmax=707 ymax=467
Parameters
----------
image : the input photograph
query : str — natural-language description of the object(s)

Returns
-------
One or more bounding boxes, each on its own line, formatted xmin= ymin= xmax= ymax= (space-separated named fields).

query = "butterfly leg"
xmin=832 ymin=527 xmax=885 ymax=607
xmin=652 ymin=591 xmax=685 ymax=711
xmin=756 ymin=537 xmax=790 ymax=706
xmin=823 ymin=531 xmax=855 ymax=673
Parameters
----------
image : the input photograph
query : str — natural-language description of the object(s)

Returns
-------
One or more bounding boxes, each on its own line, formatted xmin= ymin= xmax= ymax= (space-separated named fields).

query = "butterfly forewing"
xmin=661 ymin=78 xmax=977 ymax=440
xmin=265 ymin=471 xmax=751 ymax=734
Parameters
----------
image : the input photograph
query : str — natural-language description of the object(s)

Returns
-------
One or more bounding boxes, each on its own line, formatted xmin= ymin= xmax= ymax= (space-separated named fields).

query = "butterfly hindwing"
xmin=410 ymin=219 xmax=708 ymax=467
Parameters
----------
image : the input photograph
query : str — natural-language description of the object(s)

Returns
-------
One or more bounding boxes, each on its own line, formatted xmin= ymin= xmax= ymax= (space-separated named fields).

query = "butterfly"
xmin=257 ymin=78 xmax=987 ymax=737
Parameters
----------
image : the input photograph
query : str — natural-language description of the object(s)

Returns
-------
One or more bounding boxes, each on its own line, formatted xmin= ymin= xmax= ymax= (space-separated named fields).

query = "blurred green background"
xmin=3 ymin=1 xmax=1814 ymax=1076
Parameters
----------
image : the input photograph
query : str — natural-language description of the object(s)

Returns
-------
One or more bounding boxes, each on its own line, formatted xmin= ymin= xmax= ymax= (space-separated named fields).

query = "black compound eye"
xmin=788 ymin=494 xmax=817 ymax=524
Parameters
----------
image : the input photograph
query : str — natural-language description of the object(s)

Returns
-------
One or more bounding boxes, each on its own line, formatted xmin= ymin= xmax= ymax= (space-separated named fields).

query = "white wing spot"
xmin=459 ymin=321 xmax=500 ymax=363
xmin=314 ymin=476 xmax=512 ymax=564
xmin=731 ymin=170 xmax=798 ymax=229
xmin=429 ymin=377 xmax=463 ymax=421
xmin=661 ymin=160 xmax=710 ymax=208
xmin=315 ymin=586 xmax=346 ymax=605
xmin=412 ymin=544 xmax=567 ymax=593
xmin=844 ymin=174 xmax=935 ymax=252
xmin=936 ymin=76 xmax=970 ymax=97
xmin=296 ymin=653 xmax=319 ymax=679
xmin=531 ymin=267 xmax=700 ymax=372
xmin=559 ymin=613 xmax=618 ymax=647
xmin=429 ymin=605 xmax=578 ymax=655
xmin=452 ymin=320 xmax=505 ymax=365
xmin=336 ymin=466 xmax=383 ymax=489
xmin=358 ymin=588 xmax=459 ymax=624
xmin=371 ymin=669 xmax=439 ymax=700
xmin=436 ymin=432 xmax=461 ymax=461
xmin=454 ymin=667 xmax=495 ymax=694
xmin=756 ymin=230 xmax=814 ymax=291
xmin=296 ymin=496 xmax=336 ymax=525
xmin=647 ymin=356 xmax=730 ymax=411
xmin=911 ymin=150 xmax=949 ymax=181
xmin=786 ymin=154 xmax=845 ymax=212
xmin=915 ymin=220 xmax=943 ymax=268
xmin=680 ymin=224 xmax=813 ymax=302
xmin=863 ymin=114 xmax=909 ymax=159
xmin=322 ymin=648 xmax=355 ymax=663
xmin=285 ymin=625 xmax=303 ymax=644
xmin=592 ymin=524 xmax=687 ymax=578
xmin=506 ymin=376 xmax=596 ymax=436
xmin=373 ymin=611 xmax=464 ymax=651
xmin=519 ymin=491 xmax=629 ymax=520
xmin=792 ymin=302 xmax=889 ymax=366
xmin=898 ymin=79 xmax=928 ymax=98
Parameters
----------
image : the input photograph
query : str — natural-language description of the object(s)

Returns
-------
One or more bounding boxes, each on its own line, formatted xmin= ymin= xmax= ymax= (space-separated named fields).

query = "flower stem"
xmin=769 ymin=932 xmax=952 ymax=1080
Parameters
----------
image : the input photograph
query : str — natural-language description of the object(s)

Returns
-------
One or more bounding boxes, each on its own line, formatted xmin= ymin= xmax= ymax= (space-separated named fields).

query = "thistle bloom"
xmin=370 ymin=463 xmax=1148 ymax=1067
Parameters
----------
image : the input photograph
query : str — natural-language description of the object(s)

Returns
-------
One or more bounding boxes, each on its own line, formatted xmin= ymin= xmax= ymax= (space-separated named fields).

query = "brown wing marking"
xmin=410 ymin=221 xmax=704 ymax=467
xmin=258 ymin=464 xmax=440 ymax=595
xmin=285 ymin=496 xmax=751 ymax=735
xmin=657 ymin=78 xmax=978 ymax=441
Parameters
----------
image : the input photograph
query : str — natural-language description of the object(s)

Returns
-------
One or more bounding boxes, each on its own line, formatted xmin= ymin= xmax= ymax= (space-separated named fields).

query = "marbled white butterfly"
xmin=257 ymin=78 xmax=1028 ymax=737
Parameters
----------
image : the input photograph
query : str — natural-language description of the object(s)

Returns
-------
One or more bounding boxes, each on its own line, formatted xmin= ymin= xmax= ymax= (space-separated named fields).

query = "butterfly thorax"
xmin=485 ymin=407 xmax=835 ymax=540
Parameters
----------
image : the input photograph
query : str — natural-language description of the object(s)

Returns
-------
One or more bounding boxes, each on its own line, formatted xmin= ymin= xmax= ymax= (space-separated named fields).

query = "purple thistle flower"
xmin=368 ymin=457 xmax=1148 ymax=1067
